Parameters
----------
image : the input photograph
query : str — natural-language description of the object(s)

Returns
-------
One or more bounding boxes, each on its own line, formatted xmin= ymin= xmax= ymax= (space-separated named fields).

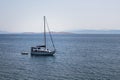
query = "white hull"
xmin=31 ymin=50 xmax=55 ymax=56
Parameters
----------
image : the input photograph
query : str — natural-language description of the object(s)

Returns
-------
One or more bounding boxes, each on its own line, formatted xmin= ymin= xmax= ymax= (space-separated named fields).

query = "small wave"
xmin=0 ymin=43 xmax=10 ymax=45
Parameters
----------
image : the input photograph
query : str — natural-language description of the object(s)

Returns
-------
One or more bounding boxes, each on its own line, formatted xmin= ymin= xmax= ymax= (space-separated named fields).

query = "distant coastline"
xmin=72 ymin=30 xmax=120 ymax=34
xmin=0 ymin=31 xmax=75 ymax=34
xmin=1 ymin=30 xmax=120 ymax=34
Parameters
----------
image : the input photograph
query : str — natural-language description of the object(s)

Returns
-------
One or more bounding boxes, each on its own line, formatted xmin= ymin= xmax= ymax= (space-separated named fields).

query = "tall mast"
xmin=44 ymin=16 xmax=46 ymax=49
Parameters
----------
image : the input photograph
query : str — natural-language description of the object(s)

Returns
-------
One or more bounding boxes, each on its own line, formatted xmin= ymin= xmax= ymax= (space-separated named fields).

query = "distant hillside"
xmin=0 ymin=31 xmax=9 ymax=34
xmin=22 ymin=32 xmax=38 ymax=34
xmin=20 ymin=31 xmax=74 ymax=34
xmin=1 ymin=30 xmax=120 ymax=34
xmin=73 ymin=30 xmax=120 ymax=34
xmin=51 ymin=31 xmax=74 ymax=34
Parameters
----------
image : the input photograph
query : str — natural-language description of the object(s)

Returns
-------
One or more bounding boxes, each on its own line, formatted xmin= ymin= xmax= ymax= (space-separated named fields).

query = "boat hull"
xmin=31 ymin=51 xmax=55 ymax=56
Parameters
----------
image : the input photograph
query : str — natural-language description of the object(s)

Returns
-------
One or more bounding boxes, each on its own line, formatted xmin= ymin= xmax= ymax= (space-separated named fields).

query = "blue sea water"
xmin=0 ymin=34 xmax=120 ymax=80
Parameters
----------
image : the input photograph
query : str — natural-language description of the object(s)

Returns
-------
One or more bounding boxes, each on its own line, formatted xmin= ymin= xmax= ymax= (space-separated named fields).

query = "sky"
xmin=0 ymin=0 xmax=120 ymax=32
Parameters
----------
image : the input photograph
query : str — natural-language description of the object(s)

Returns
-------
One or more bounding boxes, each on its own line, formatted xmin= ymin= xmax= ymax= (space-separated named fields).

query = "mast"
xmin=44 ymin=16 xmax=46 ymax=49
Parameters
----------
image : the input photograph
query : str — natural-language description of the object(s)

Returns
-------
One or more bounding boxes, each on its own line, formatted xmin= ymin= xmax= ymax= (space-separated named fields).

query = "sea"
xmin=0 ymin=34 xmax=120 ymax=80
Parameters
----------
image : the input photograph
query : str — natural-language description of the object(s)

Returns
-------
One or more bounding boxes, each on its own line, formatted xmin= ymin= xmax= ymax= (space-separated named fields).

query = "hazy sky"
xmin=0 ymin=0 xmax=120 ymax=32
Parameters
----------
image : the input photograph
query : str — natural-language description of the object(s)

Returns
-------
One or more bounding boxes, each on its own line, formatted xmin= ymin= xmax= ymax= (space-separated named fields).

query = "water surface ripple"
xmin=0 ymin=34 xmax=120 ymax=80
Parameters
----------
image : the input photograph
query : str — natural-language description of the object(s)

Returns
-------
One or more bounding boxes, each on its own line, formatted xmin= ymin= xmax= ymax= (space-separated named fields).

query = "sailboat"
xmin=31 ymin=16 xmax=56 ymax=56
